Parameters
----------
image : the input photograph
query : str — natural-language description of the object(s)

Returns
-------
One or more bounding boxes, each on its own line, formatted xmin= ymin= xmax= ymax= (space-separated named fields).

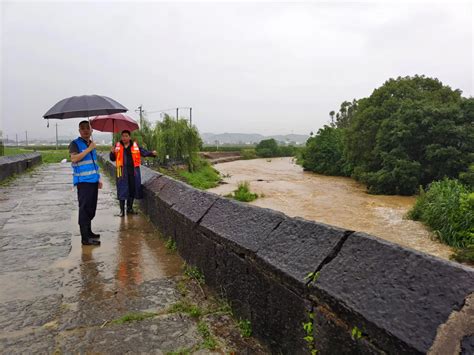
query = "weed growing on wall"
xmin=197 ymin=321 xmax=218 ymax=350
xmin=351 ymin=326 xmax=363 ymax=340
xmin=183 ymin=264 xmax=205 ymax=285
xmin=302 ymin=311 xmax=317 ymax=354
xmin=304 ymin=271 xmax=320 ymax=285
xmin=165 ymin=237 xmax=177 ymax=251
xmin=238 ymin=319 xmax=252 ymax=338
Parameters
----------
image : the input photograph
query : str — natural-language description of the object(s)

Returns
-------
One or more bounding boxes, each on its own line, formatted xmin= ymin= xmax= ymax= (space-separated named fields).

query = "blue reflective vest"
xmin=71 ymin=137 xmax=100 ymax=185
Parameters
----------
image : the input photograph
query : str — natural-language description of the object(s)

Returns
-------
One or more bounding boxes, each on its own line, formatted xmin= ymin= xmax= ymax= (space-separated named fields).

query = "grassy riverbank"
xmin=408 ymin=178 xmax=474 ymax=263
xmin=179 ymin=162 xmax=221 ymax=190
xmin=155 ymin=158 xmax=221 ymax=190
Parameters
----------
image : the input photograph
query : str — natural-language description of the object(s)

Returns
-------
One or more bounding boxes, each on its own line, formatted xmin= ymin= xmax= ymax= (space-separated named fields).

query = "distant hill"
xmin=200 ymin=132 xmax=308 ymax=145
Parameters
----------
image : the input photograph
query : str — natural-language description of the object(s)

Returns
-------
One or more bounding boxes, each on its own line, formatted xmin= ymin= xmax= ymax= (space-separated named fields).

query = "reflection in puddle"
xmin=55 ymin=178 xmax=183 ymax=304
xmin=117 ymin=217 xmax=145 ymax=289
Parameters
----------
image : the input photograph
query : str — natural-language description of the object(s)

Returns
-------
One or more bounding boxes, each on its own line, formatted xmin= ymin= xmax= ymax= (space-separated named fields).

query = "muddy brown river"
xmin=208 ymin=157 xmax=453 ymax=260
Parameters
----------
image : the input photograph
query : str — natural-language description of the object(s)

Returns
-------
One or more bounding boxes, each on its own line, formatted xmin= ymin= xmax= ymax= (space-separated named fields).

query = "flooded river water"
xmin=208 ymin=157 xmax=453 ymax=260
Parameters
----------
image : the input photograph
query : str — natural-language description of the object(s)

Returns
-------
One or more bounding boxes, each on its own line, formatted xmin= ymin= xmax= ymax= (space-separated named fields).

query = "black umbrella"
xmin=43 ymin=94 xmax=128 ymax=119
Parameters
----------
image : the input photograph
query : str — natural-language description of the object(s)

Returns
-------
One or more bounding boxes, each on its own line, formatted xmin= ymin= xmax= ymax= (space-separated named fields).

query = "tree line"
xmin=300 ymin=75 xmax=474 ymax=195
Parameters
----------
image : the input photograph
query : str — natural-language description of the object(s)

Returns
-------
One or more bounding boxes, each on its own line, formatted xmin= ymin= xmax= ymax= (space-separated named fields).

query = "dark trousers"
xmin=127 ymin=170 xmax=136 ymax=198
xmin=77 ymin=182 xmax=98 ymax=226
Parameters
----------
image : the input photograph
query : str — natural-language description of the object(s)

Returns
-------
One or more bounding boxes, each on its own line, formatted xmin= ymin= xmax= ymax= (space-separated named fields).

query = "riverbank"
xmin=208 ymin=157 xmax=453 ymax=260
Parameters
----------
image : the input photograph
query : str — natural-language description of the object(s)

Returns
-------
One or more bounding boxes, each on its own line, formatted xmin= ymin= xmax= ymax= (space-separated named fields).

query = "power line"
xmin=144 ymin=106 xmax=193 ymax=125
xmin=146 ymin=107 xmax=192 ymax=114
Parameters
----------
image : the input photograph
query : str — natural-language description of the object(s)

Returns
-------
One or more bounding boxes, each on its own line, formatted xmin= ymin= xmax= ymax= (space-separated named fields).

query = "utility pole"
xmin=189 ymin=107 xmax=192 ymax=126
xmin=176 ymin=108 xmax=179 ymax=122
xmin=55 ymin=123 xmax=58 ymax=150
xmin=137 ymin=105 xmax=143 ymax=127
xmin=25 ymin=131 xmax=28 ymax=146
xmin=16 ymin=134 xmax=18 ymax=147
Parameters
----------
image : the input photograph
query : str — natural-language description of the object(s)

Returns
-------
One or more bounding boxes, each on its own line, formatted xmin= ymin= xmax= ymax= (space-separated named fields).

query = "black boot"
xmin=119 ymin=200 xmax=125 ymax=217
xmin=88 ymin=222 xmax=100 ymax=239
xmin=80 ymin=224 xmax=100 ymax=246
xmin=126 ymin=198 xmax=136 ymax=214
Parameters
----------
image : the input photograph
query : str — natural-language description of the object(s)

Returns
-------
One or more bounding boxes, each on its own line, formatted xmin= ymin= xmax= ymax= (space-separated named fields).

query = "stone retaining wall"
xmin=98 ymin=154 xmax=474 ymax=354
xmin=0 ymin=153 xmax=42 ymax=182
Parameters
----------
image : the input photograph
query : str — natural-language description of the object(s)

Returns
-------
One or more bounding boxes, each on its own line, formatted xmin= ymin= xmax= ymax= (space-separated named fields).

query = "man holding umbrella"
xmin=69 ymin=120 xmax=102 ymax=245
xmin=90 ymin=113 xmax=156 ymax=217
xmin=109 ymin=130 xmax=156 ymax=216
xmin=44 ymin=94 xmax=128 ymax=246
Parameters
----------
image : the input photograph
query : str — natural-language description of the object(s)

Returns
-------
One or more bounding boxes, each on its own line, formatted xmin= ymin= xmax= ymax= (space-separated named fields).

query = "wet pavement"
xmin=0 ymin=163 xmax=267 ymax=354
xmin=209 ymin=157 xmax=454 ymax=260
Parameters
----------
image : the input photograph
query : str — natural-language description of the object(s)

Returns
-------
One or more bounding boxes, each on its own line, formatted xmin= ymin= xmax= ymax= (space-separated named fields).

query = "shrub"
xmin=278 ymin=145 xmax=296 ymax=157
xmin=452 ymin=245 xmax=474 ymax=263
xmin=256 ymin=139 xmax=279 ymax=157
xmin=302 ymin=126 xmax=347 ymax=176
xmin=255 ymin=148 xmax=273 ymax=158
xmin=241 ymin=148 xmax=257 ymax=160
xmin=408 ymin=179 xmax=474 ymax=248
xmin=459 ymin=163 xmax=474 ymax=189
xmin=226 ymin=181 xmax=258 ymax=202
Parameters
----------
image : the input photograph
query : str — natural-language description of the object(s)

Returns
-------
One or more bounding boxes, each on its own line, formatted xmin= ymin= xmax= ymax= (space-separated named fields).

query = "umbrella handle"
xmin=87 ymin=117 xmax=93 ymax=140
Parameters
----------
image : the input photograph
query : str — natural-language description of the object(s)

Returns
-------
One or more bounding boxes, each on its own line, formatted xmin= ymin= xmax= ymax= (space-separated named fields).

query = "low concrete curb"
xmin=0 ymin=153 xmax=42 ymax=182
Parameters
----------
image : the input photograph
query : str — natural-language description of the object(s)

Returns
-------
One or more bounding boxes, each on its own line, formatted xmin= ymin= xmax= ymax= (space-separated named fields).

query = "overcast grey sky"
xmin=1 ymin=0 xmax=472 ymax=140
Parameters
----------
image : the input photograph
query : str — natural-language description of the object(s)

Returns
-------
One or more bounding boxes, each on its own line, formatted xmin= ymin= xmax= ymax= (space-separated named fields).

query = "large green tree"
xmin=256 ymin=138 xmax=279 ymax=157
xmin=302 ymin=126 xmax=348 ymax=176
xmin=335 ymin=99 xmax=358 ymax=128
xmin=345 ymin=75 xmax=473 ymax=195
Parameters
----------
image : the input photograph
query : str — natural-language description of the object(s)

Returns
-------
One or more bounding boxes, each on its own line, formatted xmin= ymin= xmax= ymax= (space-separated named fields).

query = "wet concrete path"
xmin=0 ymin=163 xmax=266 ymax=353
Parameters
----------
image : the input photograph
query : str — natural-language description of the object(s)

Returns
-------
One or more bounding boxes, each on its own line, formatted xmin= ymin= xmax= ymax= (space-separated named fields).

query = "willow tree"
xmin=131 ymin=113 xmax=153 ymax=149
xmin=153 ymin=114 xmax=202 ymax=172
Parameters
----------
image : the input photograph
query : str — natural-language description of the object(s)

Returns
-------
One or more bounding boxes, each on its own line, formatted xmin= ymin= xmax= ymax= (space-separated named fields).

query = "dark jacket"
xmin=109 ymin=141 xmax=154 ymax=200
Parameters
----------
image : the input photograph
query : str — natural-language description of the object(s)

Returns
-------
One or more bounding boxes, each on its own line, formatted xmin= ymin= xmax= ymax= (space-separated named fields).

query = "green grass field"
xmin=5 ymin=145 xmax=111 ymax=164
xmin=5 ymin=147 xmax=70 ymax=163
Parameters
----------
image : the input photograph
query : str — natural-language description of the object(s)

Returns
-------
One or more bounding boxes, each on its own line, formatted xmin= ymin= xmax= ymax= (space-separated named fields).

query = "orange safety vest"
xmin=115 ymin=141 xmax=141 ymax=177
